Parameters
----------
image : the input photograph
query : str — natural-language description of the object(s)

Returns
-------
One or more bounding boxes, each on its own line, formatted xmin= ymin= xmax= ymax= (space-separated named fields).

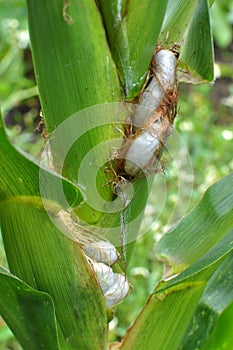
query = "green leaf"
xmin=0 ymin=198 xmax=108 ymax=350
xmin=0 ymin=267 xmax=60 ymax=350
xmin=200 ymin=253 xmax=233 ymax=315
xmin=0 ymin=117 xmax=81 ymax=207
xmin=120 ymin=281 xmax=206 ymax=350
xmin=156 ymin=173 xmax=233 ymax=274
xmin=26 ymin=0 xmax=122 ymax=132
xmin=0 ymin=117 xmax=107 ymax=349
xmin=119 ymin=172 xmax=233 ymax=349
xmin=119 ymin=233 xmax=232 ymax=349
xmin=120 ymin=253 xmax=230 ymax=350
xmin=179 ymin=0 xmax=214 ymax=83
xmin=201 ymin=301 xmax=233 ymax=350
xmin=159 ymin=0 xmax=214 ymax=83
xmin=160 ymin=0 xmax=199 ymax=45
xmin=98 ymin=0 xmax=168 ymax=99
xmin=180 ymin=254 xmax=233 ymax=349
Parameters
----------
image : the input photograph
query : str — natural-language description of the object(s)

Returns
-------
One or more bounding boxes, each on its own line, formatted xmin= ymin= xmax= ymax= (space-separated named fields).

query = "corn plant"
xmin=1 ymin=0 xmax=233 ymax=349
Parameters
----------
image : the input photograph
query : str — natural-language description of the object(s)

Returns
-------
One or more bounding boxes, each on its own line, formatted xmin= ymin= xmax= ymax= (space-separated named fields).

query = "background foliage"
xmin=0 ymin=0 xmax=233 ymax=348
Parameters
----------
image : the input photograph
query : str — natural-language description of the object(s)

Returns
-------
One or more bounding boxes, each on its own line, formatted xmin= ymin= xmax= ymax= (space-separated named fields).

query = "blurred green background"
xmin=0 ymin=0 xmax=233 ymax=348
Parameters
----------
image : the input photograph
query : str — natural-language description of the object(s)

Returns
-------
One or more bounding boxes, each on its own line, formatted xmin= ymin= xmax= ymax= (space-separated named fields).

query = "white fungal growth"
xmin=133 ymin=49 xmax=177 ymax=127
xmin=83 ymin=241 xmax=119 ymax=266
xmin=155 ymin=49 xmax=177 ymax=89
xmin=89 ymin=261 xmax=129 ymax=307
xmin=124 ymin=130 xmax=160 ymax=176
xmin=120 ymin=48 xmax=178 ymax=176
xmin=40 ymin=142 xmax=55 ymax=170
xmin=85 ymin=244 xmax=129 ymax=307
xmin=123 ymin=113 xmax=173 ymax=176
xmin=90 ymin=261 xmax=115 ymax=293
xmin=57 ymin=209 xmax=100 ymax=245
xmin=58 ymin=210 xmax=119 ymax=265
xmin=104 ymin=273 xmax=129 ymax=308
xmin=133 ymin=78 xmax=163 ymax=126
xmin=58 ymin=209 xmax=128 ymax=307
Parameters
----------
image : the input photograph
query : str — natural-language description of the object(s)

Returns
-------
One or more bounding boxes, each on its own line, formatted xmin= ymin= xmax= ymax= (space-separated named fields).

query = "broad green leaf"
xmin=180 ymin=253 xmax=233 ymax=349
xmin=198 ymin=253 xmax=233 ymax=314
xmin=160 ymin=0 xmax=214 ymax=46
xmin=0 ymin=267 xmax=60 ymax=350
xmin=160 ymin=0 xmax=214 ymax=83
xmin=120 ymin=281 xmax=205 ymax=350
xmin=201 ymin=301 xmax=233 ymax=350
xmin=158 ymin=230 xmax=233 ymax=288
xmin=120 ymin=253 xmax=230 ymax=350
xmin=179 ymin=0 xmax=214 ymax=83
xmin=26 ymin=0 xmax=122 ymax=133
xmin=160 ymin=0 xmax=199 ymax=45
xmin=0 ymin=117 xmax=81 ymax=207
xmin=119 ymin=173 xmax=233 ymax=349
xmin=98 ymin=0 xmax=168 ymax=99
xmin=0 ymin=198 xmax=107 ymax=350
xmin=0 ymin=117 xmax=107 ymax=349
xmin=156 ymin=173 xmax=233 ymax=274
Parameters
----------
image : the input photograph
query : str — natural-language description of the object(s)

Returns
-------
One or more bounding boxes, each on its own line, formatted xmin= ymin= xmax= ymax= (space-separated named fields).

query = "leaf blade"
xmin=0 ymin=198 xmax=108 ymax=350
xmin=99 ymin=0 xmax=168 ymax=98
xmin=179 ymin=0 xmax=214 ymax=83
xmin=0 ymin=268 xmax=60 ymax=350
xmin=119 ymin=172 xmax=233 ymax=349
xmin=156 ymin=173 xmax=233 ymax=274
xmin=180 ymin=253 xmax=233 ymax=349
xmin=0 ymin=118 xmax=81 ymax=207
xmin=0 ymin=115 xmax=107 ymax=349
xmin=159 ymin=0 xmax=214 ymax=83
xmin=120 ymin=246 xmax=232 ymax=350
